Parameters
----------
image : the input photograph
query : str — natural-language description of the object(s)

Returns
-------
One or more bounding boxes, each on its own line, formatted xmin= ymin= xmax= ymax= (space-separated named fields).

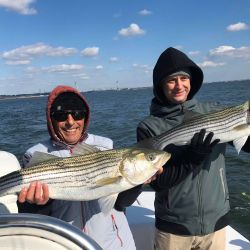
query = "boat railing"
xmin=0 ymin=213 xmax=102 ymax=250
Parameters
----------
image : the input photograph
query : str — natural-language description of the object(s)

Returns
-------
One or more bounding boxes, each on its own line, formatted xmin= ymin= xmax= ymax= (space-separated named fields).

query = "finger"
xmin=204 ymin=132 xmax=214 ymax=146
xmin=18 ymin=187 xmax=28 ymax=203
xmin=34 ymin=181 xmax=43 ymax=203
xmin=156 ymin=167 xmax=164 ymax=175
xmin=144 ymin=179 xmax=152 ymax=184
xmin=197 ymin=129 xmax=206 ymax=145
xmin=40 ymin=183 xmax=50 ymax=204
xmin=25 ymin=181 xmax=37 ymax=203
xmin=191 ymin=132 xmax=199 ymax=146
xmin=210 ymin=139 xmax=220 ymax=148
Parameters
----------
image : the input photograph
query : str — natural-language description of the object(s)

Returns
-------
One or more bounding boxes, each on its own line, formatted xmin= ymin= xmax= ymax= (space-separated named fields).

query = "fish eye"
xmin=147 ymin=153 xmax=156 ymax=161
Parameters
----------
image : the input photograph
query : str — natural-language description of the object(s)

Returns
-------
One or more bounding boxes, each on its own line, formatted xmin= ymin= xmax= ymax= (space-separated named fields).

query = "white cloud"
xmin=132 ymin=63 xmax=149 ymax=69
xmin=96 ymin=65 xmax=103 ymax=69
xmin=199 ymin=60 xmax=225 ymax=68
xmin=42 ymin=64 xmax=84 ymax=73
xmin=209 ymin=45 xmax=250 ymax=58
xmin=25 ymin=66 xmax=38 ymax=73
xmin=73 ymin=73 xmax=89 ymax=80
xmin=2 ymin=43 xmax=77 ymax=64
xmin=227 ymin=22 xmax=249 ymax=32
xmin=188 ymin=51 xmax=200 ymax=56
xmin=0 ymin=0 xmax=37 ymax=15
xmin=138 ymin=9 xmax=152 ymax=15
xmin=109 ymin=57 xmax=119 ymax=62
xmin=118 ymin=23 xmax=145 ymax=37
xmin=6 ymin=59 xmax=30 ymax=65
xmin=81 ymin=47 xmax=99 ymax=57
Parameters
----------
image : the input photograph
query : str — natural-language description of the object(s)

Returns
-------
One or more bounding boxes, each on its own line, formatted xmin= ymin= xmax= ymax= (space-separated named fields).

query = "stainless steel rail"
xmin=0 ymin=213 xmax=102 ymax=250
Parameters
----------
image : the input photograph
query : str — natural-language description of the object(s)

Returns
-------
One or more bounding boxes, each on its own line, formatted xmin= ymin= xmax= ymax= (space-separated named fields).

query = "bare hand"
xmin=18 ymin=181 xmax=49 ymax=205
xmin=144 ymin=167 xmax=164 ymax=184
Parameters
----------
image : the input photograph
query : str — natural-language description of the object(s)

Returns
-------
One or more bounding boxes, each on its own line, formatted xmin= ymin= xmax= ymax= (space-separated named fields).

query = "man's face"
xmin=162 ymin=75 xmax=191 ymax=104
xmin=52 ymin=111 xmax=85 ymax=144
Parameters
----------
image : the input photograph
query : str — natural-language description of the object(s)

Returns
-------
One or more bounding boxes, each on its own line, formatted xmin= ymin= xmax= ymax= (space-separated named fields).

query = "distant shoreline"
xmin=0 ymin=86 xmax=151 ymax=100
xmin=1 ymin=79 xmax=249 ymax=100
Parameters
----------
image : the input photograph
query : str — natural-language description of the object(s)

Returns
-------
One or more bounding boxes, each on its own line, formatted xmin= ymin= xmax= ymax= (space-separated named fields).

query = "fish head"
xmin=120 ymin=148 xmax=171 ymax=185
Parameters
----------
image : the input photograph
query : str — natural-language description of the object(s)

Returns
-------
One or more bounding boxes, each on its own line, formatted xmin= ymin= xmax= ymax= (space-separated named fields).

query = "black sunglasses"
xmin=51 ymin=110 xmax=86 ymax=122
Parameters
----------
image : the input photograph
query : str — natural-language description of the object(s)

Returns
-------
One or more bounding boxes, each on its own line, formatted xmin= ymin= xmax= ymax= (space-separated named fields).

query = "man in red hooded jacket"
xmin=18 ymin=85 xmax=137 ymax=250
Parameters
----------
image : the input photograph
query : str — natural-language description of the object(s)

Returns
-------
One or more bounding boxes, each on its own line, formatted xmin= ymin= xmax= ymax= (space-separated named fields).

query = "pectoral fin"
xmin=96 ymin=176 xmax=122 ymax=186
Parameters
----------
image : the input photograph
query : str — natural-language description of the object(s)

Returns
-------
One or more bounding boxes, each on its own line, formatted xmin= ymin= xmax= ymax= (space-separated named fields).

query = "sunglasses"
xmin=51 ymin=110 xmax=86 ymax=122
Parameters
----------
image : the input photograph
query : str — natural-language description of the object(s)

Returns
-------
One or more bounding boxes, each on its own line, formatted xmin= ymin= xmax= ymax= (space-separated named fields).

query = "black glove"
xmin=187 ymin=129 xmax=220 ymax=165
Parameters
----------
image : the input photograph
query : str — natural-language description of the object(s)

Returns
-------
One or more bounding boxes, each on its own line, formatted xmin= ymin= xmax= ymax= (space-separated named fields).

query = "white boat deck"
xmin=126 ymin=191 xmax=250 ymax=250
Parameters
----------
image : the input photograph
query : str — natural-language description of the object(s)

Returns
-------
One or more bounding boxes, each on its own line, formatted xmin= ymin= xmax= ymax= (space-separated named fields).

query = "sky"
xmin=0 ymin=0 xmax=249 ymax=95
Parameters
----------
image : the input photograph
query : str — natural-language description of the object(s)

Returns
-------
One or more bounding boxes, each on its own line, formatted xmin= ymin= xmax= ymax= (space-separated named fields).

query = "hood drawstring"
xmin=111 ymin=214 xmax=123 ymax=247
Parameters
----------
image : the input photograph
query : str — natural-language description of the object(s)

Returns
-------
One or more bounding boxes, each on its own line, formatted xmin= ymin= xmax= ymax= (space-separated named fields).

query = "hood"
xmin=46 ymin=85 xmax=90 ymax=144
xmin=153 ymin=47 xmax=203 ymax=104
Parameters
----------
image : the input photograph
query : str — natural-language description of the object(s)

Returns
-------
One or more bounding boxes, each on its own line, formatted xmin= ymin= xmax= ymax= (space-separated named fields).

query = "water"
xmin=0 ymin=81 xmax=250 ymax=239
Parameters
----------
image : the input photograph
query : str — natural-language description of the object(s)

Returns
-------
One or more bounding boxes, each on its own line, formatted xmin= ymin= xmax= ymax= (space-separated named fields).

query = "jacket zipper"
xmin=219 ymin=168 xmax=226 ymax=201
xmin=81 ymin=202 xmax=87 ymax=233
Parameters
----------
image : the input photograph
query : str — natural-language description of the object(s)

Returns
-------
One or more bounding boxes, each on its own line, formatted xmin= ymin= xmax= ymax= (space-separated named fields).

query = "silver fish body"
xmin=0 ymin=147 xmax=170 ymax=201
xmin=138 ymin=100 xmax=250 ymax=153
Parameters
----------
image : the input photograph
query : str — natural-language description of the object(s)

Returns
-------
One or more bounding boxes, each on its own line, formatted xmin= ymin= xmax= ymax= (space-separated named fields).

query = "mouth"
xmin=174 ymin=91 xmax=185 ymax=96
xmin=63 ymin=128 xmax=79 ymax=133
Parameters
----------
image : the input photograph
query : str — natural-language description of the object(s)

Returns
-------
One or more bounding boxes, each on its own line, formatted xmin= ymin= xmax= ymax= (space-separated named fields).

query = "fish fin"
xmin=232 ymin=124 xmax=250 ymax=154
xmin=96 ymin=176 xmax=122 ymax=186
xmin=26 ymin=152 xmax=59 ymax=167
xmin=71 ymin=142 xmax=100 ymax=156
xmin=233 ymin=136 xmax=249 ymax=154
xmin=98 ymin=194 xmax=118 ymax=215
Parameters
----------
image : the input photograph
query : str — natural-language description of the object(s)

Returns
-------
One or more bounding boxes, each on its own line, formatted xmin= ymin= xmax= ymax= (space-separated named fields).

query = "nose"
xmin=66 ymin=114 xmax=75 ymax=125
xmin=175 ymin=77 xmax=183 ymax=88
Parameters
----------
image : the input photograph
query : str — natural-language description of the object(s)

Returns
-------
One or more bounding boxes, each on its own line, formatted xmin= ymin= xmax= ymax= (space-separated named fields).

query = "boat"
xmin=0 ymin=213 xmax=102 ymax=250
xmin=0 ymin=151 xmax=249 ymax=249
xmin=126 ymin=191 xmax=250 ymax=250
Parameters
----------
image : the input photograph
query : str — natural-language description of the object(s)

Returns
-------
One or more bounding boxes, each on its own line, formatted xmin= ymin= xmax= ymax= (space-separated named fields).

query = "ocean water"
xmin=0 ymin=80 xmax=250 ymax=239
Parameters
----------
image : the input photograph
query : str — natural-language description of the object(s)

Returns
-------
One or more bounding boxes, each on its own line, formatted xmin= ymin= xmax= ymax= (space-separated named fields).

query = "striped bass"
xmin=137 ymin=100 xmax=250 ymax=153
xmin=0 ymin=146 xmax=170 ymax=206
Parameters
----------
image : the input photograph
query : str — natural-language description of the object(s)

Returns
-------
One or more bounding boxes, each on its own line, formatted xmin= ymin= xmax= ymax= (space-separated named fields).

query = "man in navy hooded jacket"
xmin=136 ymin=47 xmax=250 ymax=250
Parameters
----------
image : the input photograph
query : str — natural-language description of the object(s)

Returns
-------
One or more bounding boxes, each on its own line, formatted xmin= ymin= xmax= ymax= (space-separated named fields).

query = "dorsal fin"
xmin=26 ymin=152 xmax=59 ymax=167
xmin=71 ymin=142 xmax=100 ymax=156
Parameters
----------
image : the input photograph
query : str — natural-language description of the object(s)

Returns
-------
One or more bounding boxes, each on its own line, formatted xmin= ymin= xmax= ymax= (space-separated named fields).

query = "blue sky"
xmin=0 ymin=0 xmax=249 ymax=95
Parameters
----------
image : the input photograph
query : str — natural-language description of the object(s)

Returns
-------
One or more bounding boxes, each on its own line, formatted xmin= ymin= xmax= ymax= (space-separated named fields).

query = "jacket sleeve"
xmin=17 ymin=199 xmax=53 ymax=215
xmin=150 ymin=144 xmax=195 ymax=191
xmin=114 ymin=185 xmax=143 ymax=212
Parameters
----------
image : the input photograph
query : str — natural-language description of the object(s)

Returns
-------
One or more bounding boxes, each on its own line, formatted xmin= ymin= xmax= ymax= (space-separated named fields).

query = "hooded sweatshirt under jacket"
xmin=18 ymin=85 xmax=136 ymax=250
xmin=137 ymin=47 xmax=231 ymax=236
